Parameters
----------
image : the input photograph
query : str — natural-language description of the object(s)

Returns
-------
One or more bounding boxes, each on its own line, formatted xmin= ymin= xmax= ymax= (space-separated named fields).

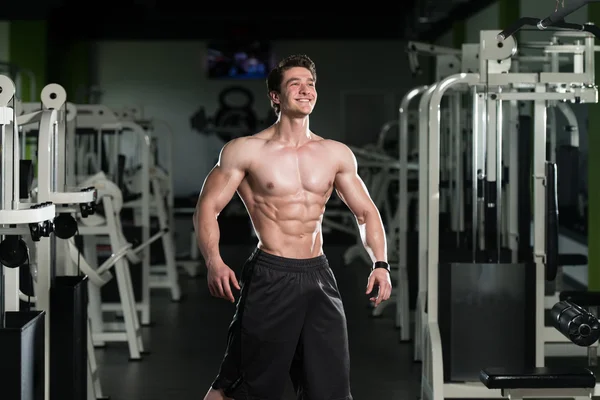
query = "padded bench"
xmin=480 ymin=367 xmax=596 ymax=399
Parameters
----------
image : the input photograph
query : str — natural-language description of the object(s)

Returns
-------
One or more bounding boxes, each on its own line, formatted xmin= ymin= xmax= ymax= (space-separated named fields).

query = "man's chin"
xmin=288 ymin=110 xmax=312 ymax=118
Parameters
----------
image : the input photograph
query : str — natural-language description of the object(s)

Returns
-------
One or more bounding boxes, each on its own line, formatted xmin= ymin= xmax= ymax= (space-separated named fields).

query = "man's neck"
xmin=273 ymin=114 xmax=311 ymax=146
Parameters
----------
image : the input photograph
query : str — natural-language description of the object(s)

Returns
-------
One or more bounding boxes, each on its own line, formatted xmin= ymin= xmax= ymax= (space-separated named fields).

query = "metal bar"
xmin=428 ymin=73 xmax=479 ymax=323
xmin=533 ymin=84 xmax=547 ymax=367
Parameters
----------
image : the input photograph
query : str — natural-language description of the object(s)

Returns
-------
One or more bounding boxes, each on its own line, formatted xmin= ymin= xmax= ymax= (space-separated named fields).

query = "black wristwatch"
xmin=372 ymin=261 xmax=391 ymax=273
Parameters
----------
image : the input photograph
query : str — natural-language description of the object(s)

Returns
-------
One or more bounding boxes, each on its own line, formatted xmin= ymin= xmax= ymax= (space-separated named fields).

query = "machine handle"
xmin=539 ymin=0 xmax=596 ymax=28
xmin=498 ymin=1 xmax=600 ymax=41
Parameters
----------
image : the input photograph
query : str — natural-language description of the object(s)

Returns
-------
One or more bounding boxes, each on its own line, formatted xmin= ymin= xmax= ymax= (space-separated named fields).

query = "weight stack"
xmin=50 ymin=276 xmax=88 ymax=400
xmin=438 ymin=260 xmax=536 ymax=382
xmin=0 ymin=310 xmax=45 ymax=400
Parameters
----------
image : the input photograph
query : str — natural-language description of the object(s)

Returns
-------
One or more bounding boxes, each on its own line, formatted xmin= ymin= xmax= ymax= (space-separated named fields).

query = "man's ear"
xmin=269 ymin=91 xmax=280 ymax=105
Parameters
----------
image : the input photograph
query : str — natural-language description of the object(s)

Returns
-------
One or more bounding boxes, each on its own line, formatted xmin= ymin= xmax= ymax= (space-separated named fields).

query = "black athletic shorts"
xmin=211 ymin=248 xmax=353 ymax=400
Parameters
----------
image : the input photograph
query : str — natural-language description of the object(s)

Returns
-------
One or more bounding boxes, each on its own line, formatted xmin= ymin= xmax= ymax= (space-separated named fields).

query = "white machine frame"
xmin=419 ymin=29 xmax=599 ymax=400
xmin=112 ymin=108 xmax=181 ymax=302
xmin=0 ymin=75 xmax=109 ymax=400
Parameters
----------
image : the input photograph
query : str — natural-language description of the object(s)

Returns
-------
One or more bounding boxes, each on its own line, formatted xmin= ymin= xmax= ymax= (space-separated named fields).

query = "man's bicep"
xmin=198 ymin=165 xmax=245 ymax=213
xmin=335 ymin=170 xmax=373 ymax=211
xmin=198 ymin=139 xmax=248 ymax=213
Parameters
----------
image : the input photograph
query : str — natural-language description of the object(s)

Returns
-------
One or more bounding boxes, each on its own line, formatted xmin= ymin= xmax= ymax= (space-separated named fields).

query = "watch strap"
xmin=372 ymin=261 xmax=390 ymax=273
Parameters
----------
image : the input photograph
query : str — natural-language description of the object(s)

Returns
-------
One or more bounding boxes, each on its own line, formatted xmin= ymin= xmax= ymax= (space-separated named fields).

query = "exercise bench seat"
xmin=480 ymin=367 xmax=596 ymax=389
xmin=560 ymin=291 xmax=600 ymax=307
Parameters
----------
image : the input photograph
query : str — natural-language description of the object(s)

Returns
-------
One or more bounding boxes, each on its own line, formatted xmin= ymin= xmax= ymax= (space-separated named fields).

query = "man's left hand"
xmin=366 ymin=268 xmax=392 ymax=306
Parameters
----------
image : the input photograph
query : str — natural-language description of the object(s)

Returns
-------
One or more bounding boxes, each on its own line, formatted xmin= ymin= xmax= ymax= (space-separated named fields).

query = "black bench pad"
xmin=480 ymin=367 xmax=596 ymax=389
xmin=560 ymin=291 xmax=600 ymax=307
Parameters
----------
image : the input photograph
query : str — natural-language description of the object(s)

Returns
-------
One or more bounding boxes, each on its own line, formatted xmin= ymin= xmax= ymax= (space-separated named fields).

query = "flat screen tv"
xmin=207 ymin=39 xmax=275 ymax=80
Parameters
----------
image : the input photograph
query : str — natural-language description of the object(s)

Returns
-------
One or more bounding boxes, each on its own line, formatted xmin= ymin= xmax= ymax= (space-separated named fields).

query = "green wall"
xmin=9 ymin=21 xmax=47 ymax=102
xmin=8 ymin=20 xmax=92 ymax=103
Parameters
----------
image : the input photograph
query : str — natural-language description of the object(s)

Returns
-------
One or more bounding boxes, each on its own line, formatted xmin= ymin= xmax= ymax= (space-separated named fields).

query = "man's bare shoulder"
xmin=222 ymin=132 xmax=269 ymax=152
xmin=251 ymin=127 xmax=275 ymax=141
xmin=218 ymin=135 xmax=263 ymax=169
xmin=317 ymin=139 xmax=357 ymax=173
xmin=319 ymin=139 xmax=353 ymax=156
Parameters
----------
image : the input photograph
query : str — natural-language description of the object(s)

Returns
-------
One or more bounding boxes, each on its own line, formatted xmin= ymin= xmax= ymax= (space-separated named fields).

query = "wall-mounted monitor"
xmin=207 ymin=39 xmax=275 ymax=80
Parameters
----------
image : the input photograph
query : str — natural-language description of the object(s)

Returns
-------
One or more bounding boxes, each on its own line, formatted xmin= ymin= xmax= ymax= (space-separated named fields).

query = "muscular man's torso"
xmin=236 ymin=129 xmax=340 ymax=259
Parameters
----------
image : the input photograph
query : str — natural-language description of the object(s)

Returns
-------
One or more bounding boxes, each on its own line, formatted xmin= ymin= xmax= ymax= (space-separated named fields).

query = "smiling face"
xmin=266 ymin=54 xmax=318 ymax=116
xmin=270 ymin=67 xmax=317 ymax=117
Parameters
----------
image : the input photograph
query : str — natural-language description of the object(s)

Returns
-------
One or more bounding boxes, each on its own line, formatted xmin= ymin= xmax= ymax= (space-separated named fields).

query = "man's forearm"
xmin=193 ymin=205 xmax=223 ymax=267
xmin=358 ymin=209 xmax=388 ymax=263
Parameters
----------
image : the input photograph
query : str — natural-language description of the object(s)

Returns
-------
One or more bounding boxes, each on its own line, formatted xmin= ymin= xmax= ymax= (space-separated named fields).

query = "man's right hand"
xmin=207 ymin=261 xmax=241 ymax=303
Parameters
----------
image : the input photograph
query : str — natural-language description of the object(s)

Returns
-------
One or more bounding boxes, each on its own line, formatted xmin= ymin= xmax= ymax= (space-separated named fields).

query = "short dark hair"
xmin=266 ymin=54 xmax=317 ymax=114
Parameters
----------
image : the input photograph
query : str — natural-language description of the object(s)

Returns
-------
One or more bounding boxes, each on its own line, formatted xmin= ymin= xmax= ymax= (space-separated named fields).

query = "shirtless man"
xmin=194 ymin=54 xmax=392 ymax=400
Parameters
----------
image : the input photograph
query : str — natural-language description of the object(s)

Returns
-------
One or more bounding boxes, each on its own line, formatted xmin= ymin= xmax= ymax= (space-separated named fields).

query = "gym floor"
xmin=96 ymin=244 xmax=420 ymax=400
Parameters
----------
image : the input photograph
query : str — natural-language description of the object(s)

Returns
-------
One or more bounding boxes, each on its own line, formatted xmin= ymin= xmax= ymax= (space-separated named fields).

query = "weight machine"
xmin=112 ymin=106 xmax=182 ymax=295
xmin=67 ymin=105 xmax=146 ymax=362
xmin=398 ymin=85 xmax=428 ymax=343
xmin=15 ymin=84 xmax=117 ymax=400
xmin=481 ymin=299 xmax=598 ymax=400
xmin=496 ymin=21 xmax=597 ymax=359
xmin=405 ymin=44 xmax=470 ymax=353
xmin=0 ymin=74 xmax=110 ymax=400
xmin=0 ymin=74 xmax=56 ymax=400
xmin=74 ymin=104 xmax=179 ymax=330
xmin=30 ymin=86 xmax=104 ymax=400
xmin=418 ymin=17 xmax=599 ymax=400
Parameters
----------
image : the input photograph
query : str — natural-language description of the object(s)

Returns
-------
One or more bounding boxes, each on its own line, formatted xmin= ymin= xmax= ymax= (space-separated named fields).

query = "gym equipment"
xmin=413 ymin=83 xmax=437 ymax=362
xmin=558 ymin=291 xmax=600 ymax=365
xmin=190 ymin=86 xmax=276 ymax=142
xmin=480 ymin=300 xmax=600 ymax=400
xmin=546 ymin=162 xmax=559 ymax=281
xmin=414 ymin=97 xmax=470 ymax=359
xmin=0 ymin=75 xmax=57 ymax=400
xmin=74 ymin=104 xmax=179 ymax=329
xmin=406 ymin=41 xmax=462 ymax=77
xmin=479 ymin=367 xmax=595 ymax=400
xmin=411 ymin=27 xmax=595 ymax=363
xmin=418 ymin=24 xmax=599 ymax=400
xmin=398 ymin=85 xmax=428 ymax=342
xmin=550 ymin=301 xmax=600 ymax=347
xmin=78 ymin=172 xmax=146 ymax=361
xmin=554 ymin=103 xmax=583 ymax=230
xmin=112 ymin=110 xmax=181 ymax=299
xmin=408 ymin=43 xmax=472 ymax=360
xmin=17 ymin=87 xmax=141 ymax=398
xmin=497 ymin=0 xmax=600 ymax=42
xmin=505 ymin=41 xmax=590 ymax=312
xmin=16 ymin=82 xmax=102 ymax=400
xmin=0 ymin=60 xmax=37 ymax=102
xmin=0 ymin=235 xmax=31 ymax=268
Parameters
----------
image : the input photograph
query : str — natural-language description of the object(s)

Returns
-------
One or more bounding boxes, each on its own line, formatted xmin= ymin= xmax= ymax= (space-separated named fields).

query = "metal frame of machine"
xmin=417 ymin=27 xmax=598 ymax=400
